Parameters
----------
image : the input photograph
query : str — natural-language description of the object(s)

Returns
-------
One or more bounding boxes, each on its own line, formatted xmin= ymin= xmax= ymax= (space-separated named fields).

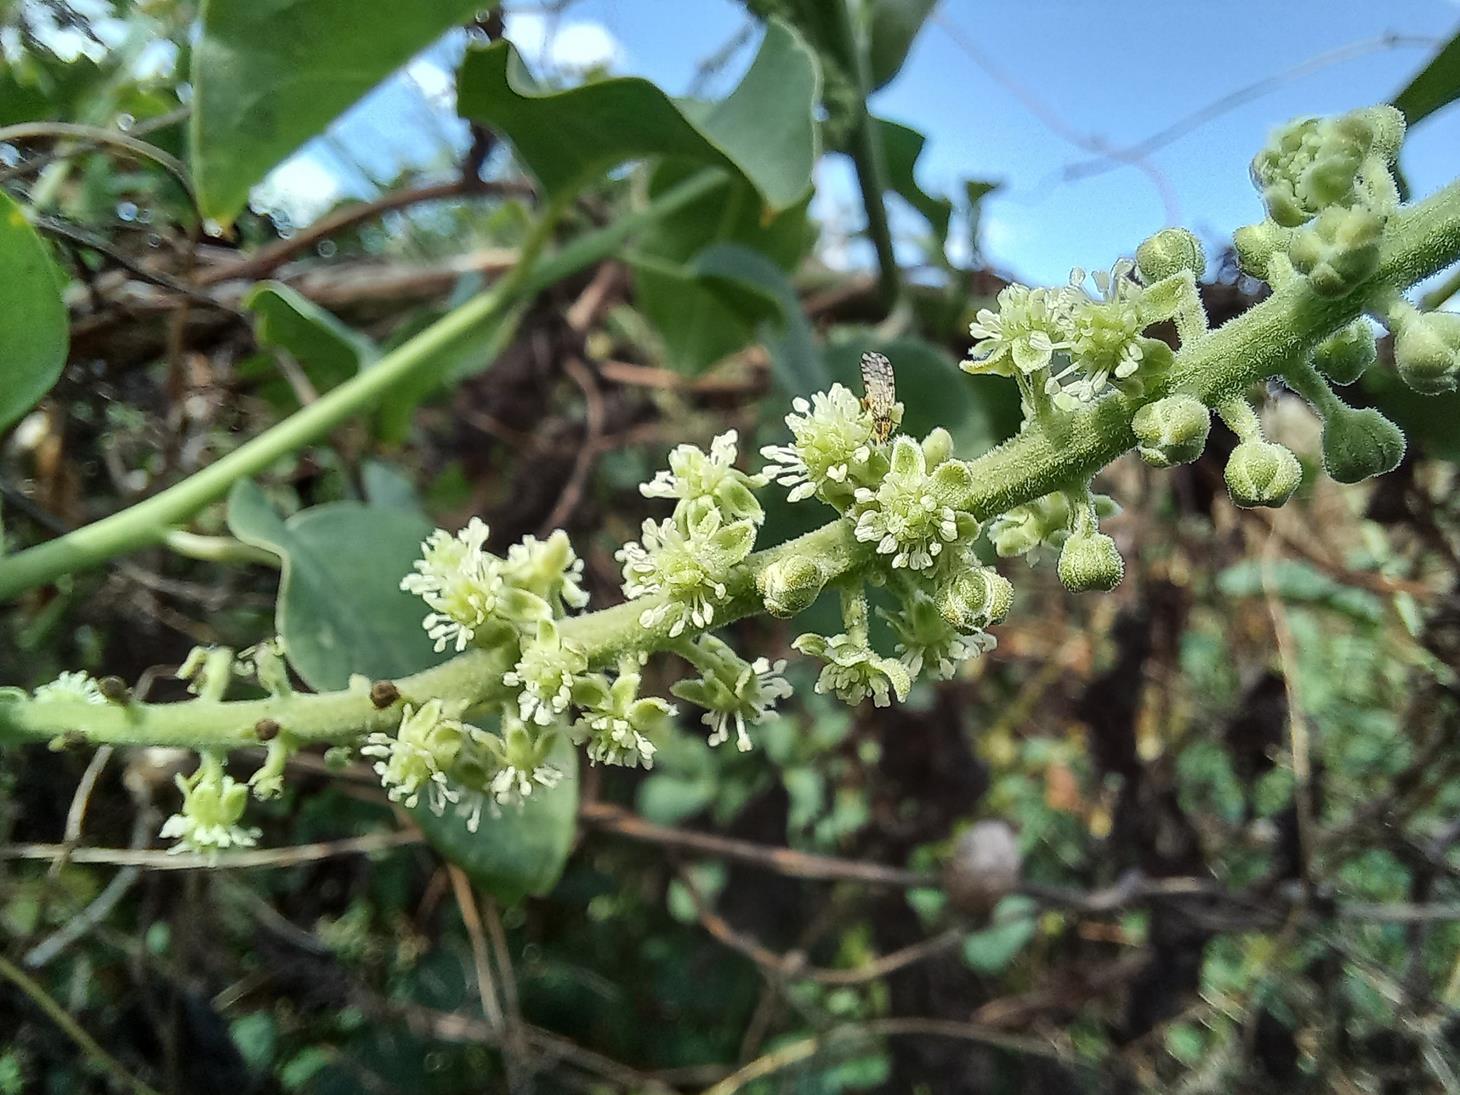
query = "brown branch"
xmin=701 ymin=1016 xmax=1072 ymax=1095
xmin=580 ymin=801 xmax=934 ymax=888
xmin=0 ymin=828 xmax=421 ymax=870
xmin=193 ymin=178 xmax=534 ymax=287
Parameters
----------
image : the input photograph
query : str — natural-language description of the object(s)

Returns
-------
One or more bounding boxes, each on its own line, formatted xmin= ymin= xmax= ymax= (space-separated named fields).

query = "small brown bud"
xmin=254 ymin=718 xmax=281 ymax=742
xmin=942 ymin=820 xmax=1023 ymax=917
xmin=97 ymin=676 xmax=131 ymax=703
xmin=369 ymin=680 xmax=401 ymax=709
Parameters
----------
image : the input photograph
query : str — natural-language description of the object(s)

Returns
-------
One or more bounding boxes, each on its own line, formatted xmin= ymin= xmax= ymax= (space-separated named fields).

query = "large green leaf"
xmin=244 ymin=281 xmax=377 ymax=397
xmin=867 ymin=0 xmax=937 ymax=90
xmin=225 ymin=480 xmax=446 ymax=690
xmin=190 ymin=0 xmax=490 ymax=225
xmin=412 ymin=732 xmax=580 ymax=904
xmin=0 ymin=191 xmax=68 ymax=433
xmin=630 ymin=163 xmax=813 ymax=376
xmin=1393 ymin=31 xmax=1460 ymax=127
xmin=690 ymin=243 xmax=828 ymax=395
xmin=456 ymin=19 xmax=819 ymax=212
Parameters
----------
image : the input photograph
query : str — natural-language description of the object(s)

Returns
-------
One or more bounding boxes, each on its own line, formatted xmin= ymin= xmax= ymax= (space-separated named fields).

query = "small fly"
xmin=859 ymin=351 xmax=899 ymax=443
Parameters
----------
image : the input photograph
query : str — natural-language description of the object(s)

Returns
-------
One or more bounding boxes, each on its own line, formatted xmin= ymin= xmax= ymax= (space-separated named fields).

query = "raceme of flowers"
xmin=24 ymin=104 xmax=1456 ymax=853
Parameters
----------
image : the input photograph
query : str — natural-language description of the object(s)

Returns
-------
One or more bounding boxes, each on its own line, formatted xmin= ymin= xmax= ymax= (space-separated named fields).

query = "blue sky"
xmin=261 ymin=0 xmax=1460 ymax=289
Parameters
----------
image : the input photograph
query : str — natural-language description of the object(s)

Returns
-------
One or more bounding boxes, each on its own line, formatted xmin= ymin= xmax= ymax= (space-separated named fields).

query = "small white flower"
xmin=642 ymin=430 xmax=768 ymax=523
xmin=360 ymin=700 xmax=467 ymax=814
xmin=962 ymin=284 xmax=1074 ymax=378
xmin=616 ymin=500 xmax=755 ymax=638
xmin=489 ymin=761 xmax=564 ymax=809
xmin=33 ymin=671 xmax=106 ymax=704
xmin=503 ymin=620 xmax=587 ymax=726
xmin=503 ymin=530 xmax=590 ymax=612
xmin=760 ymin=384 xmax=877 ymax=504
xmin=400 ymin=518 xmax=504 ymax=652
xmin=792 ymin=633 xmax=911 ymax=708
xmin=881 ymin=595 xmax=995 ymax=682
xmin=851 ymin=437 xmax=963 ymax=571
xmin=670 ymin=636 xmax=792 ymax=752
xmin=1041 ymin=261 xmax=1147 ymax=404
xmin=702 ymin=657 xmax=792 ymax=752
xmin=570 ymin=673 xmax=673 ymax=768
xmin=160 ymin=760 xmax=260 ymax=857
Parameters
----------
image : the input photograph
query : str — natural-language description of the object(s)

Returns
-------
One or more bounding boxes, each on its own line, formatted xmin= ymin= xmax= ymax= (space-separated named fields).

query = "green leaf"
xmin=629 ymin=163 xmax=813 ymax=376
xmin=457 ymin=19 xmax=819 ymax=212
xmin=0 ymin=192 xmax=67 ymax=434
xmin=225 ymin=480 xmax=447 ymax=690
xmin=412 ymin=732 xmax=580 ymax=904
xmin=961 ymin=895 xmax=1037 ymax=973
xmin=963 ymin=179 xmax=1001 ymax=263
xmin=190 ymin=0 xmax=491 ymax=225
xmin=1393 ymin=32 xmax=1460 ymax=127
xmin=867 ymin=0 xmax=937 ymax=90
xmin=690 ymin=243 xmax=828 ymax=395
xmin=244 ymin=281 xmax=377 ymax=396
xmin=360 ymin=460 xmax=425 ymax=515
xmin=877 ymin=118 xmax=951 ymax=246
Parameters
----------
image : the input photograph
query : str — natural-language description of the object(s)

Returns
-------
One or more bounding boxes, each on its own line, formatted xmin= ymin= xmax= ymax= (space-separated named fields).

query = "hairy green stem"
xmin=0 ymin=171 xmax=725 ymax=601
xmin=3 ymin=178 xmax=1459 ymax=752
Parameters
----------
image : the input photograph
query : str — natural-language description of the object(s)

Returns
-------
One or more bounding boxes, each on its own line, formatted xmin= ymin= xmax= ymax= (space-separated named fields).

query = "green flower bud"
xmin=921 ymin=426 xmax=954 ymax=469
xmin=1342 ymin=104 xmax=1405 ymax=164
xmin=1393 ymin=311 xmax=1460 ymax=395
xmin=1131 ymin=395 xmax=1212 ymax=468
xmin=1233 ymin=221 xmax=1291 ymax=280
xmin=935 ymin=568 xmax=1014 ymax=631
xmin=1225 ymin=439 xmax=1303 ymax=508
xmin=1251 ymin=112 xmax=1375 ymax=226
xmin=1057 ymin=531 xmax=1124 ymax=593
xmin=757 ymin=555 xmax=827 ymax=618
xmin=1136 ymin=228 xmax=1205 ymax=282
xmin=1320 ymin=405 xmax=1405 ymax=484
xmin=1287 ymin=206 xmax=1383 ymax=297
xmin=1312 ymin=320 xmax=1376 ymax=386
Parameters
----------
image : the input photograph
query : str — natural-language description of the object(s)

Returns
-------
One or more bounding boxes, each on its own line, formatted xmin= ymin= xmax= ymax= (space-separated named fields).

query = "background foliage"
xmin=2 ymin=1 xmax=1460 ymax=1092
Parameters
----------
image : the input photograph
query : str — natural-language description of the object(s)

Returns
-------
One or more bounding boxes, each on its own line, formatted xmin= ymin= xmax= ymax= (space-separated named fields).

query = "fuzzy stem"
xmin=1282 ymin=357 xmax=1343 ymax=417
xmin=1217 ymin=397 xmax=1263 ymax=441
xmin=3 ymin=178 xmax=1460 ymax=752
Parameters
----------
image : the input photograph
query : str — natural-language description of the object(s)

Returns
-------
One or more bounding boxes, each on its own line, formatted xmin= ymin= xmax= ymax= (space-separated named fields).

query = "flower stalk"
xmin=3 ymin=166 xmax=1460 ymax=756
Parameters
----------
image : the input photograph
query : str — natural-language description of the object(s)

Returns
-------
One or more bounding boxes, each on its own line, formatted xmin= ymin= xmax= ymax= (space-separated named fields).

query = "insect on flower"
xmin=859 ymin=351 xmax=898 ymax=443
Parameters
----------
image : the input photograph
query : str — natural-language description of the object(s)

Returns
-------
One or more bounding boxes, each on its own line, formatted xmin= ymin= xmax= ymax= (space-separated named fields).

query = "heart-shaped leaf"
xmin=457 ymin=19 xmax=819 ymax=212
xmin=191 ymin=0 xmax=493 ymax=225
xmin=225 ymin=480 xmax=445 ymax=690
